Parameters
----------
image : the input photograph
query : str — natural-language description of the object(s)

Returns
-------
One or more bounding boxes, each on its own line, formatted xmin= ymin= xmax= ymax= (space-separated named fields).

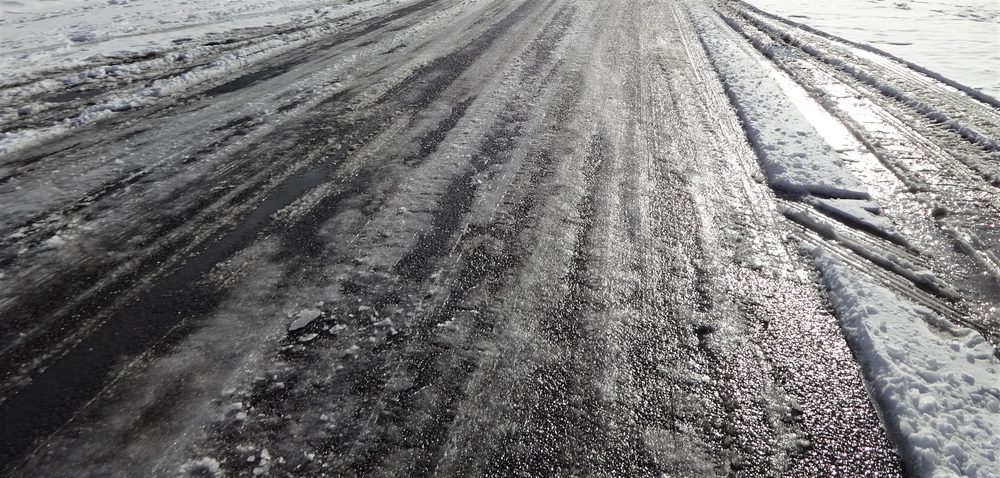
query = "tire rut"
xmin=0 ymin=0 xmax=547 ymax=469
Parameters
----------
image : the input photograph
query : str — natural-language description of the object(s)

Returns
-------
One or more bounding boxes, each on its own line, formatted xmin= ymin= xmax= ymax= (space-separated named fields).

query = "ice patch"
xmin=179 ymin=456 xmax=221 ymax=477
xmin=288 ymin=308 xmax=321 ymax=332
xmin=42 ymin=234 xmax=67 ymax=248
xmin=813 ymin=249 xmax=1000 ymax=478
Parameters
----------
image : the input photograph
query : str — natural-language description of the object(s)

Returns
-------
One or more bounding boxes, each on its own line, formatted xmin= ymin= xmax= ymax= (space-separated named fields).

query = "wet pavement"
xmin=3 ymin=0 xmax=996 ymax=475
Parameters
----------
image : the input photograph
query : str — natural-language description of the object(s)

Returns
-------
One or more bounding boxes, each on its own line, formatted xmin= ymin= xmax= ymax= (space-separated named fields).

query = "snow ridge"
xmin=0 ymin=0 xmax=396 ymax=157
xmin=814 ymin=250 xmax=999 ymax=478
xmin=689 ymin=8 xmax=868 ymax=199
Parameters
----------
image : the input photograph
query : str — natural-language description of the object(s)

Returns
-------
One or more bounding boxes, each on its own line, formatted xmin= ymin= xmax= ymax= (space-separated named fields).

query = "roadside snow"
xmin=691 ymin=9 xmax=869 ymax=199
xmin=0 ymin=0 xmax=353 ymax=82
xmin=814 ymin=249 xmax=1000 ymax=478
xmin=0 ymin=0 xmax=392 ymax=156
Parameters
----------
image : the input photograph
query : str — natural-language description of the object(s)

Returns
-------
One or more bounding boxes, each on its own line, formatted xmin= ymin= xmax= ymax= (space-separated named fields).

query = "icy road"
xmin=1 ymin=0 xmax=998 ymax=476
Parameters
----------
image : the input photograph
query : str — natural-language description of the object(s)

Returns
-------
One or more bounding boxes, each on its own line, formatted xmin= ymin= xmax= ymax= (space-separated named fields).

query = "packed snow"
xmin=814 ymin=249 xmax=999 ymax=478
xmin=691 ymin=9 xmax=869 ymax=199
xmin=745 ymin=0 xmax=1000 ymax=98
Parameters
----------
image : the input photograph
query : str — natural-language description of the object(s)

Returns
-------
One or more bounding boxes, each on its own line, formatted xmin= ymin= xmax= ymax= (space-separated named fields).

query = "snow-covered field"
xmin=0 ymin=0 xmax=351 ymax=77
xmin=0 ymin=0 xmax=389 ymax=155
xmin=746 ymin=0 xmax=1000 ymax=98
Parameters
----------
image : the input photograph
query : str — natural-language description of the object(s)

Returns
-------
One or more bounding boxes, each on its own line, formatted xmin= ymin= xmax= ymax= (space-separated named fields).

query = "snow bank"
xmin=690 ymin=9 xmax=869 ymax=199
xmin=814 ymin=249 xmax=1000 ymax=478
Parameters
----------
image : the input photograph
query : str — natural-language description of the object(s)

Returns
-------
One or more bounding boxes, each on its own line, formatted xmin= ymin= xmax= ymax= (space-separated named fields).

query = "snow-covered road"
xmin=0 ymin=0 xmax=997 ymax=476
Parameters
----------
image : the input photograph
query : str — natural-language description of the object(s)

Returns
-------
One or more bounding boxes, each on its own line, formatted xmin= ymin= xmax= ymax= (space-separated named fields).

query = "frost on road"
xmin=1 ymin=0 xmax=998 ymax=476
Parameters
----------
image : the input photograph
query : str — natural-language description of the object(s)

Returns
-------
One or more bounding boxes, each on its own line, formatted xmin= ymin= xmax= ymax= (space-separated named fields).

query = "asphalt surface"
xmin=1 ymin=0 xmax=997 ymax=476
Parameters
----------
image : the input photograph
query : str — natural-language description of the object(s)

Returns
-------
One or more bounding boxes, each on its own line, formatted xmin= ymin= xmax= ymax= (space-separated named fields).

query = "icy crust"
xmin=691 ymin=12 xmax=868 ymax=199
xmin=814 ymin=249 xmax=1000 ymax=478
xmin=813 ymin=198 xmax=884 ymax=225
xmin=783 ymin=206 xmax=958 ymax=300
xmin=811 ymin=198 xmax=908 ymax=246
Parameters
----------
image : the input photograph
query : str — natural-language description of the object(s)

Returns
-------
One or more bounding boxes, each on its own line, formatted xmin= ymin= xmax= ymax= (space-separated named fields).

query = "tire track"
xmin=2 ymin=0 xmax=929 ymax=475
xmin=0 ymin=0 xmax=478 ymax=357
xmin=0 ymin=0 xmax=549 ymax=469
xmin=727 ymin=2 xmax=1000 ymax=153
xmin=712 ymin=1 xmax=1000 ymax=342
xmin=179 ymin=4 xmax=583 ymax=476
